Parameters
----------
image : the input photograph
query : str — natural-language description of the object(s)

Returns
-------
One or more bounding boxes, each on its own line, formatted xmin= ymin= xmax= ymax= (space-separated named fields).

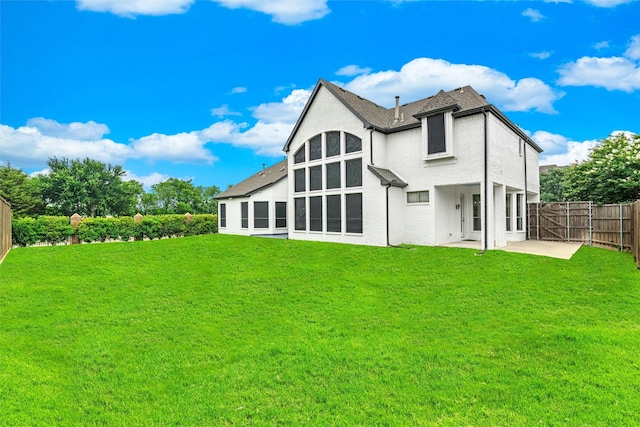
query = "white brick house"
xmin=220 ymin=79 xmax=541 ymax=249
xmin=215 ymin=159 xmax=288 ymax=237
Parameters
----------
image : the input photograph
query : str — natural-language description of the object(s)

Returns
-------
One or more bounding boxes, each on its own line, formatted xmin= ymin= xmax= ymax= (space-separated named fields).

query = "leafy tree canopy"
xmin=39 ymin=157 xmax=138 ymax=217
xmin=540 ymin=167 xmax=567 ymax=202
xmin=563 ymin=132 xmax=640 ymax=204
xmin=0 ymin=163 xmax=45 ymax=217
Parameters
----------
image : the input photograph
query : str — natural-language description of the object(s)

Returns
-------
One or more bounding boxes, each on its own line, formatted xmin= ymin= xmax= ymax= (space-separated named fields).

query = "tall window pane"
xmin=309 ymin=196 xmax=322 ymax=231
xmin=276 ymin=202 xmax=287 ymax=228
xmin=309 ymin=165 xmax=322 ymax=191
xmin=346 ymin=158 xmax=362 ymax=187
xmin=294 ymin=168 xmax=305 ymax=193
xmin=427 ymin=113 xmax=446 ymax=154
xmin=220 ymin=203 xmax=226 ymax=228
xmin=294 ymin=145 xmax=305 ymax=164
xmin=326 ymin=131 xmax=340 ymax=157
xmin=346 ymin=193 xmax=362 ymax=233
xmin=516 ymin=194 xmax=524 ymax=231
xmin=295 ymin=197 xmax=306 ymax=230
xmin=326 ymin=195 xmax=341 ymax=232
xmin=241 ymin=202 xmax=248 ymax=229
xmin=309 ymin=135 xmax=322 ymax=160
xmin=254 ymin=201 xmax=268 ymax=229
xmin=505 ymin=194 xmax=512 ymax=232
xmin=473 ymin=194 xmax=481 ymax=231
xmin=326 ymin=162 xmax=341 ymax=189
xmin=345 ymin=133 xmax=362 ymax=153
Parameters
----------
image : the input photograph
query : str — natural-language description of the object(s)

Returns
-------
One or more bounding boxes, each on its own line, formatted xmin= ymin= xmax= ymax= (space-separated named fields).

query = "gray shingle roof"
xmin=321 ymin=80 xmax=489 ymax=131
xmin=284 ymin=78 xmax=541 ymax=153
xmin=367 ymin=165 xmax=408 ymax=187
xmin=215 ymin=159 xmax=288 ymax=200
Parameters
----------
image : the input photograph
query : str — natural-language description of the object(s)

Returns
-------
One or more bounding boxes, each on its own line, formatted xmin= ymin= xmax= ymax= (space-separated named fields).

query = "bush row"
xmin=12 ymin=214 xmax=218 ymax=247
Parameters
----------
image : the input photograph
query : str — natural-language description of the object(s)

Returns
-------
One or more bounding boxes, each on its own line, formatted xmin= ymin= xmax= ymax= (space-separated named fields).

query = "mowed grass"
xmin=1 ymin=235 xmax=639 ymax=426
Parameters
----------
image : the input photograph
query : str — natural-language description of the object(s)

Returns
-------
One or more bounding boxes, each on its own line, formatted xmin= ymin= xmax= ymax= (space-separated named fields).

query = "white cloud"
xmin=129 ymin=132 xmax=218 ymax=164
xmin=26 ymin=117 xmax=110 ymax=141
xmin=557 ymin=56 xmax=640 ymax=92
xmin=76 ymin=0 xmax=330 ymax=23
xmin=522 ymin=8 xmax=545 ymax=22
xmin=200 ymin=120 xmax=292 ymax=156
xmin=251 ymin=89 xmax=311 ymax=123
xmin=593 ymin=40 xmax=610 ymax=50
xmin=624 ymin=34 xmax=640 ymax=60
xmin=0 ymin=122 xmax=133 ymax=168
xmin=123 ymin=171 xmax=172 ymax=188
xmin=529 ymin=51 xmax=552 ymax=60
xmin=336 ymin=65 xmax=372 ymax=77
xmin=583 ymin=0 xmax=635 ymax=7
xmin=532 ymin=130 xmax=600 ymax=166
xmin=340 ymin=57 xmax=563 ymax=114
xmin=231 ymin=86 xmax=248 ymax=94
xmin=558 ymin=34 xmax=640 ymax=91
xmin=213 ymin=0 xmax=330 ymax=24
xmin=211 ymin=104 xmax=242 ymax=118
xmin=76 ymin=0 xmax=194 ymax=17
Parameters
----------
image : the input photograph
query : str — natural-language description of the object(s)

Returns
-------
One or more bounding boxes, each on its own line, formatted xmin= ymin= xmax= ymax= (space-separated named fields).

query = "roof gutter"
xmin=480 ymin=108 xmax=489 ymax=254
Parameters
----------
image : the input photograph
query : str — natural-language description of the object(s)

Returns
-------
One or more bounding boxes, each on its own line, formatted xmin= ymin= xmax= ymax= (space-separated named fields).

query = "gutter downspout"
xmin=479 ymin=109 xmax=489 ymax=254
xmin=386 ymin=184 xmax=391 ymax=246
xmin=523 ymin=141 xmax=529 ymax=240
xmin=369 ymin=128 xmax=374 ymax=165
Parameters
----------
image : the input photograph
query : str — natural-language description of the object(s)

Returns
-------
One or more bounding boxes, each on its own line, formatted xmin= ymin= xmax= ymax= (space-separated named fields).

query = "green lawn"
xmin=1 ymin=235 xmax=639 ymax=426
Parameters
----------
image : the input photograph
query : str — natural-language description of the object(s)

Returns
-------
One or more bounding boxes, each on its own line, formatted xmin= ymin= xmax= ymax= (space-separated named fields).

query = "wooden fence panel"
xmin=631 ymin=200 xmax=640 ymax=268
xmin=0 ymin=197 xmax=11 ymax=263
xmin=529 ymin=201 xmax=636 ymax=256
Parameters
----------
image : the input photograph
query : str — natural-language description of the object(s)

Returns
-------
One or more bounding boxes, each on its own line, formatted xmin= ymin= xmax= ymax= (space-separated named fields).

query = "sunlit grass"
xmin=1 ymin=235 xmax=639 ymax=425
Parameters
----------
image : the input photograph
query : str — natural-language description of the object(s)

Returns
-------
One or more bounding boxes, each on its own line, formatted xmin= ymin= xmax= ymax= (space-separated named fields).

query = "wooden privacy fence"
xmin=529 ymin=201 xmax=640 ymax=268
xmin=0 ymin=196 xmax=11 ymax=263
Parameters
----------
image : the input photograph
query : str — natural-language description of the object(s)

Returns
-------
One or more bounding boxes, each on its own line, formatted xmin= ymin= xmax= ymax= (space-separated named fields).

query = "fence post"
xmin=589 ymin=201 xmax=593 ymax=246
xmin=536 ymin=203 xmax=540 ymax=241
xmin=70 ymin=213 xmax=82 ymax=244
xmin=134 ymin=213 xmax=143 ymax=241
xmin=620 ymin=203 xmax=624 ymax=251
xmin=567 ymin=202 xmax=570 ymax=242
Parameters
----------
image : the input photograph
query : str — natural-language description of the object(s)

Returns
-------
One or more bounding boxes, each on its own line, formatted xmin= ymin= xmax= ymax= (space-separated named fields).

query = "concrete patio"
xmin=440 ymin=240 xmax=583 ymax=260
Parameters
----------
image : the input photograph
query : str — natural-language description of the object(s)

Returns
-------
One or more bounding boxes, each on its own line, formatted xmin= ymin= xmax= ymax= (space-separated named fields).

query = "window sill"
xmin=424 ymin=153 xmax=455 ymax=162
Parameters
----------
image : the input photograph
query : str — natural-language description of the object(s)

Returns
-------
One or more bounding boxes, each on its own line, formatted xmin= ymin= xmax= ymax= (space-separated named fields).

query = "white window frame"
xmin=407 ymin=191 xmax=429 ymax=204
xmin=422 ymin=111 xmax=455 ymax=161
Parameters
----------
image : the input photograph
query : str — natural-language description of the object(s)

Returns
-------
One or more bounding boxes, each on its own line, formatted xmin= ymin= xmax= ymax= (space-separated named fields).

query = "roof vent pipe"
xmin=394 ymin=96 xmax=400 ymax=124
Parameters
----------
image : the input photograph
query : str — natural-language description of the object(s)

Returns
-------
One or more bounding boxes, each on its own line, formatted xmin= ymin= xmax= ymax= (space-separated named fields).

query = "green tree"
xmin=0 ymin=163 xmax=45 ymax=217
xmin=539 ymin=167 xmax=567 ymax=202
xmin=148 ymin=178 xmax=203 ymax=214
xmin=200 ymin=185 xmax=220 ymax=214
xmin=563 ymin=132 xmax=640 ymax=204
xmin=39 ymin=157 xmax=135 ymax=217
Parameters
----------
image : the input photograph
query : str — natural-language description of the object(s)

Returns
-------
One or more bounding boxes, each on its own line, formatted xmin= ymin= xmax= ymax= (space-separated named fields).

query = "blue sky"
xmin=1 ymin=0 xmax=639 ymax=189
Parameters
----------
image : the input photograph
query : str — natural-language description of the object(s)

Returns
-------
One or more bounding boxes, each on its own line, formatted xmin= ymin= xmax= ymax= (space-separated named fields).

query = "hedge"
xmin=12 ymin=214 xmax=218 ymax=247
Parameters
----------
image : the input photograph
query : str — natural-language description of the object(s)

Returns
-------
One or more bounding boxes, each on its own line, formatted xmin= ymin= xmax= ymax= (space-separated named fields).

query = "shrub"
xmin=187 ymin=214 xmax=218 ymax=236
xmin=36 ymin=216 xmax=74 ymax=245
xmin=12 ymin=217 xmax=40 ymax=247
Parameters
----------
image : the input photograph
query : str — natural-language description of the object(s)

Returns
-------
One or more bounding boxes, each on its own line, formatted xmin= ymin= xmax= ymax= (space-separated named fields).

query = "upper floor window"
xmin=427 ymin=114 xmax=446 ymax=155
xmin=345 ymin=158 xmax=362 ymax=187
xmin=326 ymin=131 xmax=340 ymax=157
xmin=309 ymin=165 xmax=322 ymax=191
xmin=294 ymin=145 xmax=305 ymax=164
xmin=309 ymin=135 xmax=322 ymax=161
xmin=345 ymin=133 xmax=362 ymax=153
xmin=423 ymin=112 xmax=454 ymax=160
xmin=294 ymin=169 xmax=305 ymax=193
